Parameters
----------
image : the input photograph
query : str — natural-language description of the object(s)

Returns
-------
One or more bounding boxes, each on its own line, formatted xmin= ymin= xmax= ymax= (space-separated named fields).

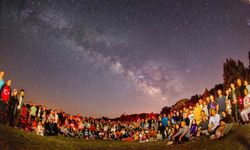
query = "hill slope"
xmin=0 ymin=124 xmax=249 ymax=150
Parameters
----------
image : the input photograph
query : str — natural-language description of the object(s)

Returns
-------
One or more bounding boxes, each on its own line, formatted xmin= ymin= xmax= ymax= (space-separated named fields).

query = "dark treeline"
xmin=161 ymin=52 xmax=250 ymax=114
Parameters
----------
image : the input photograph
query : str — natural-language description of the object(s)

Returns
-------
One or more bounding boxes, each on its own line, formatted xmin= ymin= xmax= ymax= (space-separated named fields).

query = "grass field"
xmin=0 ymin=124 xmax=250 ymax=150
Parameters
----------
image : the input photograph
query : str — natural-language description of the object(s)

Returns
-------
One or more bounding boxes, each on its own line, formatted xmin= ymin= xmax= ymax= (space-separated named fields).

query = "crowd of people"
xmin=0 ymin=69 xmax=250 ymax=145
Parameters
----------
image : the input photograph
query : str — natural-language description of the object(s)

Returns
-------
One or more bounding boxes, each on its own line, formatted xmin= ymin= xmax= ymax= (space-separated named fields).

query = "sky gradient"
xmin=0 ymin=0 xmax=250 ymax=117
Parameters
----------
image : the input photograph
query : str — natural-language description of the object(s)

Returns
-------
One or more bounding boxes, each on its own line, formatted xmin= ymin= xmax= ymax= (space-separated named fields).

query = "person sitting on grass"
xmin=98 ymin=129 xmax=104 ymax=139
xmin=156 ymin=130 xmax=163 ymax=141
xmin=122 ymin=131 xmax=134 ymax=142
xmin=190 ymin=119 xmax=198 ymax=137
xmin=221 ymin=111 xmax=233 ymax=124
xmin=163 ymin=126 xmax=170 ymax=141
xmin=220 ymin=111 xmax=234 ymax=136
xmin=139 ymin=130 xmax=149 ymax=143
xmin=210 ymin=120 xmax=226 ymax=140
xmin=72 ymin=124 xmax=79 ymax=137
xmin=208 ymin=109 xmax=220 ymax=134
xmin=59 ymin=120 xmax=71 ymax=136
xmin=148 ymin=127 xmax=157 ymax=142
xmin=36 ymin=121 xmax=45 ymax=136
xmin=197 ymin=115 xmax=209 ymax=136
xmin=77 ymin=120 xmax=84 ymax=138
xmin=167 ymin=127 xmax=175 ymax=142
xmin=168 ymin=121 xmax=191 ymax=145
xmin=31 ymin=119 xmax=37 ymax=131
xmin=182 ymin=112 xmax=190 ymax=127
xmin=84 ymin=128 xmax=90 ymax=139
xmin=133 ymin=131 xmax=140 ymax=141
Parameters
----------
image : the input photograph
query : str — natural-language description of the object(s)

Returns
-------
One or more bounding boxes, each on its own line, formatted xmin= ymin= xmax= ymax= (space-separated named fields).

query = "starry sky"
xmin=0 ymin=0 xmax=250 ymax=117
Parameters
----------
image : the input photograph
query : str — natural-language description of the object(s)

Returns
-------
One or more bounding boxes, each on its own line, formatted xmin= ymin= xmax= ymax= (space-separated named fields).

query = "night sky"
xmin=0 ymin=0 xmax=250 ymax=117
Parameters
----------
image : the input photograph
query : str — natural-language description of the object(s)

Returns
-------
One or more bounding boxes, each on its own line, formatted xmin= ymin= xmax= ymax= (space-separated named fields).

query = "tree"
xmin=202 ymin=88 xmax=210 ymax=99
xmin=223 ymin=58 xmax=246 ymax=89
xmin=189 ymin=94 xmax=200 ymax=104
xmin=161 ymin=106 xmax=172 ymax=115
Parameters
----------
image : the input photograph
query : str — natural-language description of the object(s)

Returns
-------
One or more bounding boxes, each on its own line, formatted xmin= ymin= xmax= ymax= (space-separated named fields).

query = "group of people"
xmin=0 ymin=69 xmax=250 ymax=145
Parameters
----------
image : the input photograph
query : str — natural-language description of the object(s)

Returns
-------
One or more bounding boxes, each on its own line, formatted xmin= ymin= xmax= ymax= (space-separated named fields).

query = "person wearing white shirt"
xmin=208 ymin=109 xmax=220 ymax=132
xmin=240 ymin=89 xmax=250 ymax=124
xmin=15 ymin=89 xmax=25 ymax=127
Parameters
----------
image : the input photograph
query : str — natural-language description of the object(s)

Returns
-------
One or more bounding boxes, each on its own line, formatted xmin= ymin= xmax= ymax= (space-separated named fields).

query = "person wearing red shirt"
xmin=0 ymin=79 xmax=12 ymax=123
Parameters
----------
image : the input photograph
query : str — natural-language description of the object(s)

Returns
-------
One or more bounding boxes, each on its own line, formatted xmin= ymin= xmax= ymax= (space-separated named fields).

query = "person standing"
xmin=0 ymin=71 xmax=5 ymax=118
xmin=230 ymin=83 xmax=239 ymax=123
xmin=244 ymin=80 xmax=250 ymax=95
xmin=209 ymin=95 xmax=217 ymax=115
xmin=225 ymin=89 xmax=232 ymax=115
xmin=0 ymin=79 xmax=12 ymax=123
xmin=236 ymin=78 xmax=245 ymax=109
xmin=240 ymin=89 xmax=250 ymax=125
xmin=15 ymin=89 xmax=25 ymax=127
xmin=206 ymin=97 xmax=211 ymax=116
xmin=30 ymin=103 xmax=37 ymax=122
xmin=0 ymin=71 xmax=5 ymax=90
xmin=193 ymin=103 xmax=202 ymax=125
xmin=216 ymin=89 xmax=226 ymax=114
xmin=161 ymin=114 xmax=168 ymax=128
xmin=8 ymin=89 xmax=19 ymax=127
xmin=202 ymin=100 xmax=209 ymax=117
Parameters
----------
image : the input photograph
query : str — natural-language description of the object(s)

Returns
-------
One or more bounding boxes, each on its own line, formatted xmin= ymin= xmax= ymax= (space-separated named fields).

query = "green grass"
xmin=0 ymin=124 xmax=249 ymax=150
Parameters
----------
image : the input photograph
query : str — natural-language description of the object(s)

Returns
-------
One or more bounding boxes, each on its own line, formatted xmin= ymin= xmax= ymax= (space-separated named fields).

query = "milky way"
xmin=0 ymin=0 xmax=250 ymax=117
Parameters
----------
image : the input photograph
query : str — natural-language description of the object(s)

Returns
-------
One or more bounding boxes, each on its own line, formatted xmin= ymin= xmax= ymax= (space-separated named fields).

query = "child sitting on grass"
xmin=156 ymin=131 xmax=163 ymax=141
xmin=36 ymin=121 xmax=45 ymax=136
